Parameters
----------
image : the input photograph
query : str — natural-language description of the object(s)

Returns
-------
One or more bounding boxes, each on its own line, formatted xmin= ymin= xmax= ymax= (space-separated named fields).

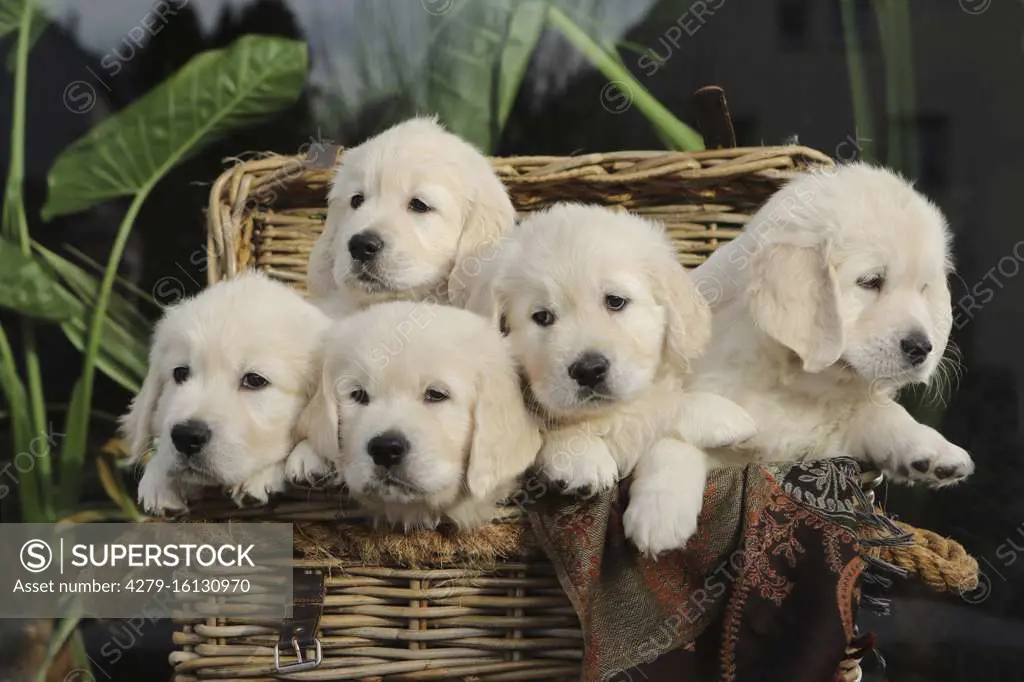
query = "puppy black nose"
xmin=170 ymin=420 xmax=211 ymax=457
xmin=900 ymin=333 xmax=933 ymax=367
xmin=568 ymin=352 xmax=610 ymax=388
xmin=348 ymin=231 xmax=384 ymax=262
xmin=367 ymin=431 xmax=409 ymax=468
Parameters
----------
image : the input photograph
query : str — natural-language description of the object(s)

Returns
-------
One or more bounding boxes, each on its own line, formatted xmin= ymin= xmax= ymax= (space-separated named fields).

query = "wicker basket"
xmin=175 ymin=142 xmax=861 ymax=682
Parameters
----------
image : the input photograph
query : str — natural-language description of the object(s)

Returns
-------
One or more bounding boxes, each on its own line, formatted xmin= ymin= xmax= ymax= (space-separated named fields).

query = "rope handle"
xmin=863 ymin=517 xmax=979 ymax=594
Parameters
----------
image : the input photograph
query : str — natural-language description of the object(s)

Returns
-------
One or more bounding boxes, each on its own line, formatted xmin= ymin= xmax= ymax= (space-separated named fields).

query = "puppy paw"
xmin=137 ymin=469 xmax=188 ymax=516
xmin=676 ymin=392 xmax=757 ymax=449
xmin=879 ymin=432 xmax=974 ymax=488
xmin=285 ymin=440 xmax=335 ymax=485
xmin=539 ymin=434 xmax=619 ymax=497
xmin=230 ymin=464 xmax=287 ymax=506
xmin=623 ymin=489 xmax=701 ymax=557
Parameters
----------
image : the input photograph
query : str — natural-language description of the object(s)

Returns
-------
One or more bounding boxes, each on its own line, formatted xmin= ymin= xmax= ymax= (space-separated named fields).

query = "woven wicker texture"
xmin=177 ymin=144 xmax=976 ymax=681
xmin=173 ymin=563 xmax=578 ymax=681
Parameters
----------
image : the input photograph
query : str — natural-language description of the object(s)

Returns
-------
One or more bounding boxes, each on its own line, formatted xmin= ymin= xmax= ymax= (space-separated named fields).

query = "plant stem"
xmin=839 ymin=0 xmax=876 ymax=164
xmin=4 ymin=0 xmax=51 ymax=519
xmin=58 ymin=183 xmax=153 ymax=512
xmin=546 ymin=5 xmax=704 ymax=152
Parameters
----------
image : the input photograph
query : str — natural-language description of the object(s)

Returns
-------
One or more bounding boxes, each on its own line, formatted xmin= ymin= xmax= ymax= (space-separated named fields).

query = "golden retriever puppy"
xmin=691 ymin=163 xmax=974 ymax=485
xmin=467 ymin=203 xmax=756 ymax=555
xmin=306 ymin=117 xmax=516 ymax=317
xmin=300 ymin=301 xmax=541 ymax=529
xmin=121 ymin=272 xmax=332 ymax=514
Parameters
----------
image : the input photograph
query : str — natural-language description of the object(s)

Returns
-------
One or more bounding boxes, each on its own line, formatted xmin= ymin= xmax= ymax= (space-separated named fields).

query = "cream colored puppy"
xmin=306 ymin=117 xmax=515 ymax=317
xmin=122 ymin=272 xmax=332 ymax=514
xmin=467 ymin=203 xmax=756 ymax=555
xmin=300 ymin=301 xmax=541 ymax=530
xmin=691 ymin=163 xmax=974 ymax=484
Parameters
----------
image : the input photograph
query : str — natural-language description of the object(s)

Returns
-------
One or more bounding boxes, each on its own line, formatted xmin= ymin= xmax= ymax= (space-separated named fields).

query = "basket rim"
xmin=203 ymin=143 xmax=834 ymax=285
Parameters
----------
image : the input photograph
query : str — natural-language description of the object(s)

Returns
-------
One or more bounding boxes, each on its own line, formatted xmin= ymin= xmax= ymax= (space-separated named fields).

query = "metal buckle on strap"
xmin=274 ymin=567 xmax=326 ymax=673
xmin=273 ymin=635 xmax=323 ymax=673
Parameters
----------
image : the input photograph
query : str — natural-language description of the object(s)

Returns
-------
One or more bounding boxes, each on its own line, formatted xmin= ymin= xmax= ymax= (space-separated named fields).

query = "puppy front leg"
xmin=674 ymin=392 xmax=757 ymax=449
xmin=284 ymin=439 xmax=336 ymax=486
xmin=137 ymin=451 xmax=189 ymax=515
xmin=623 ymin=439 xmax=708 ymax=557
xmin=847 ymin=399 xmax=974 ymax=487
xmin=538 ymin=424 xmax=618 ymax=497
xmin=231 ymin=461 xmax=288 ymax=505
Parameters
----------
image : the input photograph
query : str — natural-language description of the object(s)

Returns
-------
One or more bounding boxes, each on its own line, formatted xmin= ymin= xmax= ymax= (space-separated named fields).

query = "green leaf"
xmin=42 ymin=35 xmax=309 ymax=219
xmin=34 ymin=243 xmax=150 ymax=392
xmin=0 ymin=324 xmax=31 ymax=469
xmin=57 ymin=378 xmax=89 ymax=513
xmin=0 ymin=238 xmax=77 ymax=322
xmin=422 ymin=0 xmax=547 ymax=151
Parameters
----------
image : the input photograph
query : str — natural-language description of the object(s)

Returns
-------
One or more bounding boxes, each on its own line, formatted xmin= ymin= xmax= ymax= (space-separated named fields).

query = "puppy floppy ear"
xmin=651 ymin=255 xmax=712 ymax=375
xmin=466 ymin=360 xmax=541 ymax=501
xmin=120 ymin=343 xmax=167 ymax=464
xmin=746 ymin=243 xmax=844 ymax=373
xmin=307 ymin=214 xmax=339 ymax=298
xmin=446 ymin=176 xmax=515 ymax=307
xmin=296 ymin=360 xmax=342 ymax=461
xmin=463 ymin=258 xmax=513 ymax=337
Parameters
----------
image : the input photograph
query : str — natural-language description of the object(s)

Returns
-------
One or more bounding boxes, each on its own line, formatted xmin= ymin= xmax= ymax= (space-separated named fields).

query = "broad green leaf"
xmin=34 ymin=243 xmax=150 ymax=392
xmin=422 ymin=0 xmax=547 ymax=151
xmin=0 ymin=238 xmax=76 ymax=322
xmin=42 ymin=36 xmax=309 ymax=219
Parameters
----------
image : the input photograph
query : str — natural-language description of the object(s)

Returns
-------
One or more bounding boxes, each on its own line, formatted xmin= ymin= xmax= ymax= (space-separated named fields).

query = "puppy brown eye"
xmin=240 ymin=372 xmax=270 ymax=390
xmin=350 ymin=388 xmax=370 ymax=405
xmin=424 ymin=388 xmax=449 ymax=403
xmin=605 ymin=295 xmax=629 ymax=311
xmin=857 ymin=273 xmax=885 ymax=291
xmin=531 ymin=310 xmax=556 ymax=327
xmin=350 ymin=193 xmax=364 ymax=209
xmin=172 ymin=366 xmax=190 ymax=384
xmin=408 ymin=198 xmax=431 ymax=214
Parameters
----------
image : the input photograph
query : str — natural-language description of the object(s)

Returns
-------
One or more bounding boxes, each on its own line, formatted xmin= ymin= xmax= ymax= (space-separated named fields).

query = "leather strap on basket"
xmin=273 ymin=567 xmax=325 ymax=673
xmin=693 ymin=85 xmax=737 ymax=149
